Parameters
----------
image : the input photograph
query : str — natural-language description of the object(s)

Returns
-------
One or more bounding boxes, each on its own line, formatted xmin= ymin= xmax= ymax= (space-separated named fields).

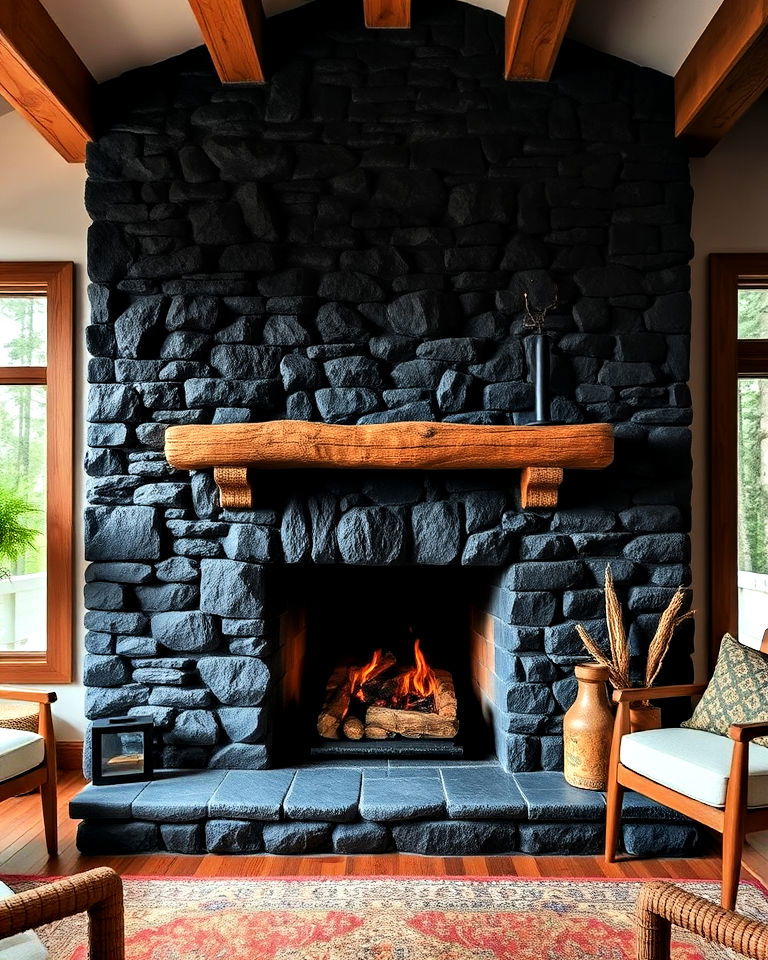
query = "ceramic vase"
xmin=563 ymin=662 xmax=614 ymax=791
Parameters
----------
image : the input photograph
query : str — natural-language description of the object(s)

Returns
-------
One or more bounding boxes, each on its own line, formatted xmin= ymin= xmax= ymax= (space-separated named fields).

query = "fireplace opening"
xmin=275 ymin=566 xmax=495 ymax=765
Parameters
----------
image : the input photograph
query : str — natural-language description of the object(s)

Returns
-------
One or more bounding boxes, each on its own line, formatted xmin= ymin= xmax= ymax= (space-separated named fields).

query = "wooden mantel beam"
xmin=364 ymin=0 xmax=411 ymax=29
xmin=505 ymin=0 xmax=577 ymax=81
xmin=675 ymin=0 xmax=768 ymax=156
xmin=187 ymin=0 xmax=266 ymax=83
xmin=0 ymin=0 xmax=95 ymax=162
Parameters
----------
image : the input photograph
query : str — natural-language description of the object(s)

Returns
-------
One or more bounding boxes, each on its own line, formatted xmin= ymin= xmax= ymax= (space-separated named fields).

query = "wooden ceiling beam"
xmin=505 ymin=0 xmax=577 ymax=81
xmin=364 ymin=0 xmax=411 ymax=29
xmin=675 ymin=0 xmax=768 ymax=156
xmin=0 ymin=0 xmax=95 ymax=163
xmin=187 ymin=0 xmax=266 ymax=83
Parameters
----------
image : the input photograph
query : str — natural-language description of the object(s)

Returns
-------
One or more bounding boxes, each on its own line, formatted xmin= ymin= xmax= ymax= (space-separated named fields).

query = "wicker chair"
xmin=0 ymin=868 xmax=124 ymax=960
xmin=0 ymin=688 xmax=58 ymax=856
xmin=637 ymin=881 xmax=768 ymax=960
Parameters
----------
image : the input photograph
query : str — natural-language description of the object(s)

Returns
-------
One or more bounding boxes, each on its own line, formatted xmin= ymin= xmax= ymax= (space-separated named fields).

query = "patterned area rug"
xmin=5 ymin=876 xmax=768 ymax=960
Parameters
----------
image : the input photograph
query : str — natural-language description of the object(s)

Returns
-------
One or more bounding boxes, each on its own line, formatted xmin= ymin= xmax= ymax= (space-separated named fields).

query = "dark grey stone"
xmin=411 ymin=502 xmax=461 ymax=565
xmin=359 ymin=776 xmax=446 ymax=822
xmin=85 ymin=506 xmax=160 ymax=561
xmin=70 ymin=781 xmax=149 ymax=819
xmin=216 ymin=707 xmax=265 ymax=744
xmin=514 ymin=771 xmax=606 ymax=820
xmin=622 ymin=823 xmax=700 ymax=856
xmin=149 ymin=687 xmax=214 ymax=708
xmin=281 ymin=498 xmax=310 ymax=563
xmin=315 ymin=387 xmax=379 ymax=423
xmin=284 ymin=769 xmax=361 ymax=823
xmin=209 ymin=770 xmax=295 ymax=820
xmin=85 ymin=684 xmax=149 ymax=719
xmin=166 ymin=710 xmax=219 ymax=746
xmin=84 ymin=610 xmax=148 ymax=635
xmin=337 ymin=507 xmax=404 ymax=565
xmin=209 ymin=743 xmax=269 ymax=769
xmin=436 ymin=370 xmax=473 ymax=413
xmin=132 ymin=771 xmax=227 ymax=821
xmin=161 ymin=823 xmax=205 ymax=854
xmin=392 ymin=820 xmax=518 ymax=855
xmin=223 ymin=524 xmax=273 ymax=563
xmin=114 ymin=298 xmax=165 ymax=358
xmin=151 ymin=611 xmax=219 ymax=653
xmin=77 ymin=821 xmax=159 ymax=855
xmin=332 ymin=821 xmax=390 ymax=854
xmin=155 ymin=557 xmax=199 ymax=582
xmin=83 ymin=654 xmax=130 ymax=687
xmin=205 ymin=819 xmax=263 ymax=853
xmin=462 ymin=530 xmax=515 ymax=566
xmin=200 ymin=559 xmax=265 ymax=618
xmin=198 ymin=656 xmax=270 ymax=706
xmin=263 ymin=822 xmax=332 ymax=854
xmin=517 ymin=822 xmax=604 ymax=854
xmin=441 ymin=766 xmax=526 ymax=819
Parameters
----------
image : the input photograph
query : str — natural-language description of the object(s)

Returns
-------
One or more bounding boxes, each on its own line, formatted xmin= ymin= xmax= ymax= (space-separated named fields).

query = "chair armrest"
xmin=637 ymin=881 xmax=768 ymax=960
xmin=612 ymin=683 xmax=707 ymax=703
xmin=0 ymin=868 xmax=123 ymax=960
xmin=0 ymin=688 xmax=56 ymax=704
xmin=729 ymin=721 xmax=768 ymax=742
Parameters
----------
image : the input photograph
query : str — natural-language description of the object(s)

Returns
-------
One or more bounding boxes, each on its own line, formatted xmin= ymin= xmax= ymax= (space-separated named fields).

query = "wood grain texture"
xmin=167 ymin=421 xmax=614 ymax=471
xmin=708 ymin=254 xmax=768 ymax=668
xmin=363 ymin=0 xmax=411 ymax=28
xmin=168 ymin=421 xmax=613 ymax=509
xmin=0 ymin=0 xmax=94 ymax=161
xmin=0 ymin=263 xmax=73 ymax=684
xmin=2 ymin=770 xmax=748 ymax=882
xmin=504 ymin=0 xmax=577 ymax=80
xmin=675 ymin=0 xmax=768 ymax=155
xmin=187 ymin=0 xmax=266 ymax=83
xmin=520 ymin=466 xmax=563 ymax=508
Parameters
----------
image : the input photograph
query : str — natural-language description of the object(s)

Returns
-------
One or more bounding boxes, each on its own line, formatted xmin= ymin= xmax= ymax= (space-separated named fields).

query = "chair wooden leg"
xmin=605 ymin=778 xmax=624 ymax=862
xmin=721 ymin=739 xmax=749 ymax=910
xmin=40 ymin=778 xmax=58 ymax=857
xmin=721 ymin=822 xmax=745 ymax=910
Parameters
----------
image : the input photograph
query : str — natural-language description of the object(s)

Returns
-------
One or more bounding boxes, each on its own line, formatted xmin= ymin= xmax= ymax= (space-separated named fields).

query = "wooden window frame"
xmin=709 ymin=253 xmax=768 ymax=667
xmin=0 ymin=262 xmax=73 ymax=683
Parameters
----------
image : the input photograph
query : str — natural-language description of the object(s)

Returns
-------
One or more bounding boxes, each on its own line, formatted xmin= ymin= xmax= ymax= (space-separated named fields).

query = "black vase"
xmin=530 ymin=332 xmax=557 ymax=426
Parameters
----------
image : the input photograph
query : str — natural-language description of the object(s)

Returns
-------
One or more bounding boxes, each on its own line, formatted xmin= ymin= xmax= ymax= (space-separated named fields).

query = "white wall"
xmin=0 ymin=111 xmax=89 ymax=739
xmin=689 ymin=98 xmax=768 ymax=679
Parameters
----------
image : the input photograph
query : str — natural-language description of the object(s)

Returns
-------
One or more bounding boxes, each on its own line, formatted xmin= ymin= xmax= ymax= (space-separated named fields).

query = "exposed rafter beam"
xmin=505 ymin=0 xmax=577 ymax=81
xmin=187 ymin=0 xmax=266 ymax=83
xmin=364 ymin=0 xmax=411 ymax=29
xmin=0 ymin=0 xmax=94 ymax=162
xmin=675 ymin=0 xmax=768 ymax=156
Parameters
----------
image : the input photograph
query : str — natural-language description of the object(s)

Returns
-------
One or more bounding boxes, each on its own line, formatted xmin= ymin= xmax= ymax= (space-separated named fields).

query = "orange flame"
xmin=394 ymin=638 xmax=438 ymax=703
xmin=348 ymin=648 xmax=386 ymax=701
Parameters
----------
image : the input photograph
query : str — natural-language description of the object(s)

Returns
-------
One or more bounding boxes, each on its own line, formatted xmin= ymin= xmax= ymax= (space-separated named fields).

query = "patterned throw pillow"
xmin=681 ymin=633 xmax=768 ymax=747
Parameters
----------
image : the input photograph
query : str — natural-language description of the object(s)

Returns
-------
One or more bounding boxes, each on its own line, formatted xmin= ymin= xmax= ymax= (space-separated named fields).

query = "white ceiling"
xmin=38 ymin=0 xmax=723 ymax=83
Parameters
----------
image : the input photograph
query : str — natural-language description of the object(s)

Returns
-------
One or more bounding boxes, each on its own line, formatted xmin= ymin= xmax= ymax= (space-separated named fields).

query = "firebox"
xmin=274 ymin=566 xmax=494 ymax=765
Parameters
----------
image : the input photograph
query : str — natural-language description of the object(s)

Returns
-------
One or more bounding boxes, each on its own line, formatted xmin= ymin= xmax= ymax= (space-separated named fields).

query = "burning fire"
xmin=348 ymin=639 xmax=438 ymax=710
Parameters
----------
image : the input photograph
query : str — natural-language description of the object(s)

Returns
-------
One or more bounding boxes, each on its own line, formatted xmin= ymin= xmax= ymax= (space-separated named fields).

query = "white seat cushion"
xmin=0 ymin=880 xmax=49 ymax=960
xmin=621 ymin=727 xmax=768 ymax=808
xmin=0 ymin=730 xmax=44 ymax=785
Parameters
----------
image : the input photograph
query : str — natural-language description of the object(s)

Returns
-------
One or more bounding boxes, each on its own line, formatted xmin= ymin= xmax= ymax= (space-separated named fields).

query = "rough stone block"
xmin=77 ymin=821 xmax=159 ymax=855
xmin=208 ymin=769 xmax=294 ymax=820
xmin=200 ymin=559 xmax=265 ymax=618
xmin=391 ymin=820 xmax=517 ymax=855
xmin=262 ymin=822 xmax=332 ymax=854
xmin=337 ymin=507 xmax=404 ymax=565
xmin=85 ymin=506 xmax=161 ymax=561
xmin=284 ymin=769 xmax=361 ymax=823
xmin=411 ymin=502 xmax=461 ymax=565
xmin=332 ymin=821 xmax=389 ymax=854
xmin=209 ymin=743 xmax=269 ymax=769
xmin=205 ymin=819 xmax=263 ymax=853
xmin=132 ymin=771 xmax=226 ymax=822
xmin=151 ymin=611 xmax=219 ymax=653
xmin=161 ymin=823 xmax=205 ymax=854
xmin=216 ymin=707 xmax=266 ymax=743
xmin=359 ymin=776 xmax=446 ymax=822
xmin=517 ymin=822 xmax=604 ymax=854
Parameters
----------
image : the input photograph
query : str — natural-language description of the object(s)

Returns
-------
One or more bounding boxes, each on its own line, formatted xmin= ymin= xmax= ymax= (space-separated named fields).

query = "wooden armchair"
xmin=605 ymin=684 xmax=768 ymax=910
xmin=0 ymin=688 xmax=58 ymax=856
xmin=0 ymin=868 xmax=124 ymax=960
xmin=637 ymin=881 xmax=768 ymax=960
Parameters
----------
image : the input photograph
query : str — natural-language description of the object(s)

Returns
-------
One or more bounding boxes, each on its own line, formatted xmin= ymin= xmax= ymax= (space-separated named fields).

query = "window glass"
xmin=0 ymin=384 xmax=46 ymax=653
xmin=737 ymin=289 xmax=768 ymax=340
xmin=0 ymin=297 xmax=46 ymax=366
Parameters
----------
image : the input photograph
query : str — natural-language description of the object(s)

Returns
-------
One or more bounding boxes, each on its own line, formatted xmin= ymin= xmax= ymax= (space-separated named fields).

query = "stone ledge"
xmin=70 ymin=766 xmax=699 ymax=856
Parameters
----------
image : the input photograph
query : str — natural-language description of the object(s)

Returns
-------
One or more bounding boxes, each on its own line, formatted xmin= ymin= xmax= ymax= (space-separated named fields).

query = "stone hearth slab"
xmin=359 ymin=775 xmax=447 ymax=821
xmin=283 ymin=768 xmax=361 ymax=823
xmin=132 ymin=770 xmax=226 ymax=822
xmin=513 ymin=771 xmax=606 ymax=821
xmin=70 ymin=781 xmax=149 ymax=819
xmin=208 ymin=770 xmax=296 ymax=821
xmin=441 ymin=766 xmax=526 ymax=819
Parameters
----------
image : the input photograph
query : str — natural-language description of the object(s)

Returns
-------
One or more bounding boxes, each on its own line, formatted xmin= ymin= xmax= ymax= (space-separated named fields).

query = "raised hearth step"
xmin=310 ymin=739 xmax=463 ymax=760
xmin=71 ymin=767 xmax=698 ymax=856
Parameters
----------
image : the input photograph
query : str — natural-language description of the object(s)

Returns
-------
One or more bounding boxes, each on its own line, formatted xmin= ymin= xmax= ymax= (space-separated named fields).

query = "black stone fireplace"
xmin=73 ymin=0 xmax=699 ymax=855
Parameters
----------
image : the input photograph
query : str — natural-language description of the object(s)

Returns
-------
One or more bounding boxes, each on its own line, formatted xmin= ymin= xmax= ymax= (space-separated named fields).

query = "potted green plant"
xmin=0 ymin=487 xmax=38 ymax=580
